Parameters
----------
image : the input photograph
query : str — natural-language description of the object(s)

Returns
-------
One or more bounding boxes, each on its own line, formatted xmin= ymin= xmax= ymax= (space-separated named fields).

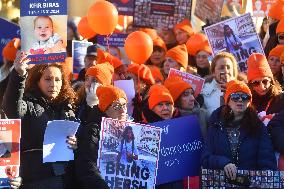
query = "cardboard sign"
xmin=20 ymin=0 xmax=67 ymax=64
xmin=72 ymin=40 xmax=93 ymax=74
xmin=110 ymin=0 xmax=134 ymax=16
xmin=194 ymin=0 xmax=224 ymax=24
xmin=98 ymin=118 xmax=161 ymax=189
xmin=252 ymin=0 xmax=276 ymax=18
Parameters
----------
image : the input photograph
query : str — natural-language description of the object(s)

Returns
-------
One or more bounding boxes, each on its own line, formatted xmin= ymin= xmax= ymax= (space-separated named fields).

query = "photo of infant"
xmin=20 ymin=15 xmax=67 ymax=55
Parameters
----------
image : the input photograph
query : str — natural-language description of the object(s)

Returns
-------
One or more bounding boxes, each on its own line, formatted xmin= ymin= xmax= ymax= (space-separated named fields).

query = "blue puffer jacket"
xmin=202 ymin=106 xmax=277 ymax=170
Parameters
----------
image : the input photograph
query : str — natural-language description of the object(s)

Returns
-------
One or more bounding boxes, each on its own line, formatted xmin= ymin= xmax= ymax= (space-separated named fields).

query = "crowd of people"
xmin=1 ymin=1 xmax=284 ymax=189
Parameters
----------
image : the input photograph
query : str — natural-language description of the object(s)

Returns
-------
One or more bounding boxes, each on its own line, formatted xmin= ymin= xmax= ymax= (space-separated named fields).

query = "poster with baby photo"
xmin=98 ymin=117 xmax=161 ymax=189
xmin=0 ymin=119 xmax=21 ymax=188
xmin=20 ymin=0 xmax=67 ymax=64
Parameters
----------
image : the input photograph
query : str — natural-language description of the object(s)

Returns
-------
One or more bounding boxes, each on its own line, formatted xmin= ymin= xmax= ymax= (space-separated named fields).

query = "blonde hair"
xmin=210 ymin=52 xmax=239 ymax=78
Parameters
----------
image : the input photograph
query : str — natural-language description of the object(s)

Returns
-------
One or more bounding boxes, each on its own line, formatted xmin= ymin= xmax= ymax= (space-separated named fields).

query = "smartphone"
xmin=219 ymin=72 xmax=226 ymax=83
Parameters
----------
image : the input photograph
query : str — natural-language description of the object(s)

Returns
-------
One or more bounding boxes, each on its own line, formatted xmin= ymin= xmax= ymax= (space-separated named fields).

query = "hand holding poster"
xmin=98 ymin=118 xmax=161 ymax=189
xmin=204 ymin=13 xmax=264 ymax=72
xmin=0 ymin=119 xmax=21 ymax=188
xmin=168 ymin=68 xmax=205 ymax=97
xmin=20 ymin=0 xmax=67 ymax=64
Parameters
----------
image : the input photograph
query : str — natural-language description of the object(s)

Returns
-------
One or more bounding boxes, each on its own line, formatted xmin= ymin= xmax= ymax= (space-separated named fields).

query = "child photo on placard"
xmin=21 ymin=15 xmax=66 ymax=55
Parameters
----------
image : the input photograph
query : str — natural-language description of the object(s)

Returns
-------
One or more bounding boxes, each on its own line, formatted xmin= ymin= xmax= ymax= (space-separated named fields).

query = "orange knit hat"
xmin=127 ymin=63 xmax=155 ymax=85
xmin=140 ymin=28 xmax=158 ymax=40
xmin=186 ymin=33 xmax=212 ymax=56
xmin=276 ymin=18 xmax=284 ymax=34
xmin=166 ymin=44 xmax=188 ymax=69
xmin=2 ymin=38 xmax=21 ymax=62
xmin=148 ymin=84 xmax=174 ymax=110
xmin=153 ymin=36 xmax=167 ymax=52
xmin=96 ymin=85 xmax=127 ymax=112
xmin=148 ymin=65 xmax=164 ymax=83
xmin=174 ymin=19 xmax=194 ymax=36
xmin=85 ymin=63 xmax=114 ymax=85
xmin=224 ymin=80 xmax=252 ymax=104
xmin=164 ymin=76 xmax=192 ymax=102
xmin=268 ymin=0 xmax=284 ymax=20
xmin=268 ymin=45 xmax=284 ymax=58
xmin=247 ymin=53 xmax=274 ymax=82
xmin=97 ymin=48 xmax=123 ymax=69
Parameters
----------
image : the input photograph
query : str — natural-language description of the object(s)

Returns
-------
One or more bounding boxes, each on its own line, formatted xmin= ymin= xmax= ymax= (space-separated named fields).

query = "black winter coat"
xmin=75 ymin=104 xmax=109 ymax=189
xmin=268 ymin=109 xmax=284 ymax=153
xmin=2 ymin=69 xmax=77 ymax=187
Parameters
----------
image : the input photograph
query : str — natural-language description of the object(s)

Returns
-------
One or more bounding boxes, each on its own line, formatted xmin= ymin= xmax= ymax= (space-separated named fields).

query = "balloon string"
xmin=106 ymin=34 xmax=111 ymax=54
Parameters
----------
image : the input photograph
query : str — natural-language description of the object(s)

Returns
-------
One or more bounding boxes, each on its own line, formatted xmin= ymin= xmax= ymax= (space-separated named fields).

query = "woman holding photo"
xmin=2 ymin=52 xmax=78 ymax=189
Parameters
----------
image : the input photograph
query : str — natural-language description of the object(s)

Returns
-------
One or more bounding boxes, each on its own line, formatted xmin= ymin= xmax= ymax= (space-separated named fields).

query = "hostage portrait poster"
xmin=20 ymin=0 xmax=67 ymax=64
xmin=98 ymin=118 xmax=161 ymax=189
xmin=0 ymin=119 xmax=21 ymax=188
xmin=204 ymin=13 xmax=264 ymax=72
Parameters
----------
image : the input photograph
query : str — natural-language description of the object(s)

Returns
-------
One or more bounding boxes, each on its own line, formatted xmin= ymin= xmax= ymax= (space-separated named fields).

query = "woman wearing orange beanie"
xmin=75 ymin=85 xmax=128 ymax=189
xmin=162 ymin=44 xmax=188 ymax=78
xmin=268 ymin=45 xmax=284 ymax=84
xmin=164 ymin=76 xmax=208 ymax=138
xmin=126 ymin=63 xmax=155 ymax=122
xmin=145 ymin=36 xmax=167 ymax=68
xmin=147 ymin=65 xmax=164 ymax=84
xmin=174 ymin=19 xmax=194 ymax=45
xmin=186 ymin=33 xmax=212 ymax=78
xmin=202 ymin=80 xmax=276 ymax=181
xmin=201 ymin=52 xmax=240 ymax=117
xmin=247 ymin=53 xmax=284 ymax=116
xmin=0 ymin=38 xmax=21 ymax=105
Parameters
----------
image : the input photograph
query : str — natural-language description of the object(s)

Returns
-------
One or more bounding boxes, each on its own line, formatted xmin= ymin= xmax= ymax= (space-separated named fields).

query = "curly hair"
xmin=25 ymin=63 xmax=77 ymax=107
xmin=248 ymin=77 xmax=283 ymax=98
xmin=210 ymin=51 xmax=239 ymax=78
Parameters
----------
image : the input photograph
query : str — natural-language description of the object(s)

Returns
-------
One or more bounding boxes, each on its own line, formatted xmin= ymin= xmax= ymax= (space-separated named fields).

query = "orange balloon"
xmin=77 ymin=16 xmax=96 ymax=39
xmin=125 ymin=31 xmax=153 ymax=64
xmin=87 ymin=1 xmax=118 ymax=35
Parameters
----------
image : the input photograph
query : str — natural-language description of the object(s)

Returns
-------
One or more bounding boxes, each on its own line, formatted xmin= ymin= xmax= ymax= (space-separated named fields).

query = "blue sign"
xmin=97 ymin=33 xmax=128 ymax=47
xmin=151 ymin=116 xmax=203 ymax=185
xmin=0 ymin=18 xmax=20 ymax=65
xmin=20 ymin=0 xmax=67 ymax=16
xmin=110 ymin=0 xmax=134 ymax=16
xmin=72 ymin=40 xmax=93 ymax=74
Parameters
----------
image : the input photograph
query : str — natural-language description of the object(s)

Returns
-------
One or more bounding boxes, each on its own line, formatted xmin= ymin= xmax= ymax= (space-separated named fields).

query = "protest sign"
xmin=133 ymin=0 xmax=192 ymax=28
xmin=252 ymin=0 xmax=275 ymax=18
xmin=20 ymin=0 xmax=67 ymax=64
xmin=0 ymin=18 xmax=20 ymax=65
xmin=194 ymin=0 xmax=224 ymax=24
xmin=72 ymin=40 xmax=93 ymax=75
xmin=168 ymin=68 xmax=205 ymax=97
xmin=150 ymin=116 xmax=203 ymax=185
xmin=201 ymin=169 xmax=284 ymax=188
xmin=110 ymin=0 xmax=134 ymax=16
xmin=0 ymin=119 xmax=21 ymax=188
xmin=43 ymin=120 xmax=79 ymax=163
xmin=204 ymin=13 xmax=264 ymax=72
xmin=97 ymin=33 xmax=130 ymax=64
xmin=98 ymin=118 xmax=161 ymax=189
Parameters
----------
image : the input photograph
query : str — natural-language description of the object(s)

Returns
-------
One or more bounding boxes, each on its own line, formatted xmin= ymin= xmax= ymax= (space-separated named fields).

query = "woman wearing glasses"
xmin=75 ymin=84 xmax=128 ymax=189
xmin=267 ymin=45 xmax=284 ymax=84
xmin=246 ymin=53 xmax=284 ymax=120
xmin=202 ymin=80 xmax=277 ymax=181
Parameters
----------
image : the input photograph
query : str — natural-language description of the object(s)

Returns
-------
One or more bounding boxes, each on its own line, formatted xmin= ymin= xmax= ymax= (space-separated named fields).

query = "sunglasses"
xmin=278 ymin=35 xmax=284 ymax=40
xmin=230 ymin=93 xmax=251 ymax=102
xmin=250 ymin=79 xmax=271 ymax=87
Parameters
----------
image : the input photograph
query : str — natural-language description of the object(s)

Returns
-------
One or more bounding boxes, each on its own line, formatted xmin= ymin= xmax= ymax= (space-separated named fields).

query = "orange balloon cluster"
xmin=125 ymin=31 xmax=153 ymax=64
xmin=87 ymin=1 xmax=118 ymax=35
xmin=77 ymin=16 xmax=96 ymax=39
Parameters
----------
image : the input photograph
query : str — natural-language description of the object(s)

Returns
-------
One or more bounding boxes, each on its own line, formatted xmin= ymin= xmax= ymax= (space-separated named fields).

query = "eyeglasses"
xmin=230 ymin=93 xmax=251 ymax=102
xmin=111 ymin=103 xmax=127 ymax=111
xmin=250 ymin=79 xmax=271 ymax=87
xmin=278 ymin=35 xmax=284 ymax=40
